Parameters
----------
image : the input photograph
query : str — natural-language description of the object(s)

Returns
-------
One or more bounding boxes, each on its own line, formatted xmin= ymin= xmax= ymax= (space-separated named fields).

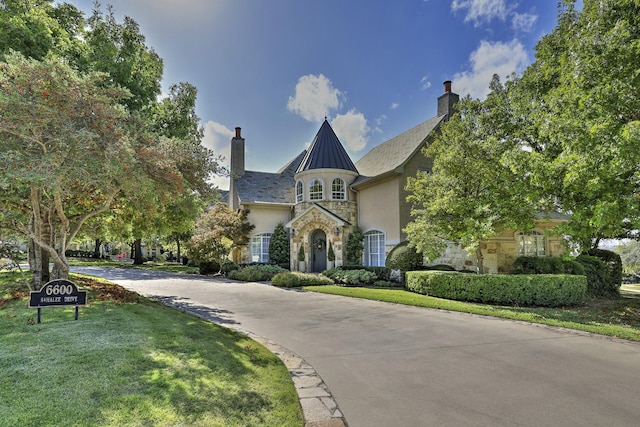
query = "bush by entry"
xmin=406 ymin=271 xmax=587 ymax=307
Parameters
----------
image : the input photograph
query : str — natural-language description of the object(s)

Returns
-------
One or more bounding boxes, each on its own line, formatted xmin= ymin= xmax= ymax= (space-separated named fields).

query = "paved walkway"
xmin=74 ymin=267 xmax=640 ymax=427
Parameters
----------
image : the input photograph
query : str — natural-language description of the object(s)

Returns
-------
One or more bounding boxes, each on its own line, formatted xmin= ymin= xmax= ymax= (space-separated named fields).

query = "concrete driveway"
xmin=74 ymin=267 xmax=640 ymax=427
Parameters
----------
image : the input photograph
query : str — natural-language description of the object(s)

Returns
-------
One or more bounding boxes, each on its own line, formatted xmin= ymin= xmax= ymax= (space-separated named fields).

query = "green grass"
xmin=305 ymin=285 xmax=640 ymax=342
xmin=0 ymin=272 xmax=302 ymax=427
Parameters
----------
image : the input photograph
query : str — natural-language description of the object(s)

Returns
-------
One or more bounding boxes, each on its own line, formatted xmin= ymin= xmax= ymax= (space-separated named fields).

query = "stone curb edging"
xmin=245 ymin=332 xmax=348 ymax=427
xmin=153 ymin=298 xmax=348 ymax=427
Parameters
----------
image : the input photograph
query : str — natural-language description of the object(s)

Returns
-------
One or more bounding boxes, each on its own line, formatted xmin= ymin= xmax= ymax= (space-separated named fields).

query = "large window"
xmin=251 ymin=233 xmax=272 ymax=263
xmin=331 ymin=178 xmax=346 ymax=200
xmin=309 ymin=179 xmax=323 ymax=200
xmin=296 ymin=180 xmax=303 ymax=203
xmin=517 ymin=231 xmax=545 ymax=256
xmin=364 ymin=230 xmax=385 ymax=266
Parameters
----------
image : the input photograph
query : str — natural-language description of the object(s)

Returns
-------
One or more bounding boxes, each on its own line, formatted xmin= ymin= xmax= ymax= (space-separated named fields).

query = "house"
xmin=226 ymin=81 xmax=565 ymax=273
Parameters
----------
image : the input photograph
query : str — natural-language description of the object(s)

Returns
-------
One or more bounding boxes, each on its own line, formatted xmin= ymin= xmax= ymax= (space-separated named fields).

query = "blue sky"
xmin=69 ymin=0 xmax=562 ymax=189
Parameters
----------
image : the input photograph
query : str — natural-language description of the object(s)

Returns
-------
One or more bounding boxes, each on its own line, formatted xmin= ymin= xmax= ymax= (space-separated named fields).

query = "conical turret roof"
xmin=296 ymin=120 xmax=358 ymax=173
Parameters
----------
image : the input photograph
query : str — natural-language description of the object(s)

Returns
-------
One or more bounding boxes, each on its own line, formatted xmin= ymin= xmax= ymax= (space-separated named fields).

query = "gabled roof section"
xmin=296 ymin=119 xmax=358 ymax=173
xmin=285 ymin=203 xmax=352 ymax=229
xmin=354 ymin=115 xmax=445 ymax=179
xmin=235 ymin=151 xmax=305 ymax=204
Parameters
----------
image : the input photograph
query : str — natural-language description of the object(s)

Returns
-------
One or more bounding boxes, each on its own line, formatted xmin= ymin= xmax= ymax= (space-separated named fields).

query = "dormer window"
xmin=296 ymin=180 xmax=303 ymax=203
xmin=309 ymin=179 xmax=323 ymax=200
xmin=331 ymin=178 xmax=346 ymax=200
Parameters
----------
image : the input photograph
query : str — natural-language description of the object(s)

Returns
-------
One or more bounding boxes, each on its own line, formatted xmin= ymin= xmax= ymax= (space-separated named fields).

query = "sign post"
xmin=29 ymin=279 xmax=88 ymax=324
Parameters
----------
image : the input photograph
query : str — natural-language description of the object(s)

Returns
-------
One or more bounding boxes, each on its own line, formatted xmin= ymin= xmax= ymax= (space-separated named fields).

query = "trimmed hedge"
xmin=406 ymin=271 xmax=587 ymax=307
xmin=272 ymin=272 xmax=334 ymax=288
xmin=512 ymin=256 xmax=585 ymax=276
xmin=330 ymin=265 xmax=391 ymax=281
xmin=227 ymin=264 xmax=286 ymax=282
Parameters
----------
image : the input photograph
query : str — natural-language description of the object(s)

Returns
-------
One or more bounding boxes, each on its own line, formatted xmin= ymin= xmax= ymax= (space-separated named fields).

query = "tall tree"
xmin=187 ymin=203 xmax=254 ymax=272
xmin=82 ymin=5 xmax=163 ymax=112
xmin=0 ymin=0 xmax=85 ymax=61
xmin=510 ymin=0 xmax=640 ymax=250
xmin=405 ymin=76 xmax=537 ymax=272
xmin=0 ymin=53 xmax=130 ymax=287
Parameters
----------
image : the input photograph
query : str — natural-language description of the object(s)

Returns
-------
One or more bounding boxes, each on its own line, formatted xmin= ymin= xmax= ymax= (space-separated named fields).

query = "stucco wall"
xmin=357 ymin=176 xmax=401 ymax=247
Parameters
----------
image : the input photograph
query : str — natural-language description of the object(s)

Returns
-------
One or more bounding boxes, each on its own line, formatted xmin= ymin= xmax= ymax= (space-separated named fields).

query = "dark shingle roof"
xmin=235 ymin=151 xmax=305 ymax=204
xmin=296 ymin=120 xmax=358 ymax=173
xmin=354 ymin=115 xmax=444 ymax=179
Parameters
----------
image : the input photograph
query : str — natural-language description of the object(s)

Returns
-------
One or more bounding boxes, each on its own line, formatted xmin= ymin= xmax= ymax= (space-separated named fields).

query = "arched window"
xmin=309 ymin=179 xmax=323 ymax=200
xmin=364 ymin=230 xmax=385 ymax=266
xmin=251 ymin=233 xmax=271 ymax=263
xmin=517 ymin=230 xmax=545 ymax=256
xmin=331 ymin=178 xmax=346 ymax=200
xmin=296 ymin=180 xmax=303 ymax=203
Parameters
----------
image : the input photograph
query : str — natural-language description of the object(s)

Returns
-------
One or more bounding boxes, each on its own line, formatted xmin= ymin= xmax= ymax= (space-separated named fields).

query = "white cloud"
xmin=420 ymin=76 xmax=432 ymax=90
xmin=451 ymin=0 xmax=510 ymax=25
xmin=390 ymin=102 xmax=399 ymax=110
xmin=202 ymin=121 xmax=234 ymax=190
xmin=512 ymin=12 xmax=537 ymax=33
xmin=331 ymin=110 xmax=370 ymax=153
xmin=287 ymin=74 xmax=344 ymax=122
xmin=453 ymin=39 xmax=528 ymax=99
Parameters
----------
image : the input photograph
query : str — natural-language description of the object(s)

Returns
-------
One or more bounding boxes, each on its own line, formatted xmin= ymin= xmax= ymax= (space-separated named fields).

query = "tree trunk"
xmin=176 ymin=238 xmax=181 ymax=264
xmin=93 ymin=238 xmax=103 ymax=258
xmin=133 ymin=238 xmax=144 ymax=265
xmin=28 ymin=237 xmax=42 ymax=291
xmin=475 ymin=246 xmax=484 ymax=274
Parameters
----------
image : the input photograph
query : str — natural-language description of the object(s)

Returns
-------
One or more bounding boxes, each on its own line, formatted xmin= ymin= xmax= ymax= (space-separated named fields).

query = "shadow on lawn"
xmin=152 ymin=295 xmax=240 ymax=327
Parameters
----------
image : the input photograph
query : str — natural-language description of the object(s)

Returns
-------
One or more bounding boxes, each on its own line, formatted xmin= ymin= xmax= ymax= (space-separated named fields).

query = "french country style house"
xmin=226 ymin=81 xmax=565 ymax=273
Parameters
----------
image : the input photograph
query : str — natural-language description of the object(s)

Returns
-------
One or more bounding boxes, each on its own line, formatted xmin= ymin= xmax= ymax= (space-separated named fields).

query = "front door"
xmin=311 ymin=230 xmax=327 ymax=272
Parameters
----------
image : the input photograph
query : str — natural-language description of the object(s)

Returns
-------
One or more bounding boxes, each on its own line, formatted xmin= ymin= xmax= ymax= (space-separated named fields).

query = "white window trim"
xmin=251 ymin=233 xmax=272 ymax=263
xmin=517 ymin=230 xmax=546 ymax=257
xmin=363 ymin=229 xmax=386 ymax=267
xmin=331 ymin=178 xmax=346 ymax=200
xmin=295 ymin=180 xmax=304 ymax=203
xmin=309 ymin=178 xmax=324 ymax=201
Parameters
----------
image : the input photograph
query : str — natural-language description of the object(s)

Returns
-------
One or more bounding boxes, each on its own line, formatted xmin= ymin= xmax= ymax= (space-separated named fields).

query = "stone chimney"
xmin=228 ymin=127 xmax=245 ymax=210
xmin=230 ymin=127 xmax=245 ymax=177
xmin=437 ymin=80 xmax=459 ymax=119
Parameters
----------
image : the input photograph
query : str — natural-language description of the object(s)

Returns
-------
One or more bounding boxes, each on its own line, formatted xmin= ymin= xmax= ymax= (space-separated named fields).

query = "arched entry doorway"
xmin=311 ymin=229 xmax=327 ymax=272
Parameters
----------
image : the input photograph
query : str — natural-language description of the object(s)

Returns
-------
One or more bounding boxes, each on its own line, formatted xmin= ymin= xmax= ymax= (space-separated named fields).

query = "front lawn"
xmin=306 ymin=285 xmax=640 ymax=342
xmin=0 ymin=272 xmax=302 ymax=427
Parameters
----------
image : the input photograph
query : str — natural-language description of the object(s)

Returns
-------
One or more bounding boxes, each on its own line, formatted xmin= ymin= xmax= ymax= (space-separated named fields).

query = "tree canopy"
xmin=406 ymin=0 xmax=640 ymax=262
xmin=405 ymin=76 xmax=537 ymax=271
xmin=0 ymin=1 xmax=219 ymax=286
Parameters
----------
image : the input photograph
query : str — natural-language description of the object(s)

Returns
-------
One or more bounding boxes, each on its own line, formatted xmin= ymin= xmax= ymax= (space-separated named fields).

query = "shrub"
xmin=323 ymin=266 xmax=390 ymax=282
xmin=228 ymin=264 xmax=286 ymax=282
xmin=272 ymin=272 xmax=334 ymax=287
xmin=198 ymin=261 xmax=220 ymax=275
xmin=587 ymin=248 xmax=622 ymax=296
xmin=511 ymin=256 xmax=585 ymax=276
xmin=221 ymin=260 xmax=238 ymax=275
xmin=406 ymin=271 xmax=587 ymax=307
xmin=575 ymin=255 xmax=608 ymax=297
xmin=386 ymin=241 xmax=424 ymax=271
xmin=332 ymin=269 xmax=378 ymax=286
xmin=327 ymin=242 xmax=335 ymax=262
xmin=423 ymin=264 xmax=456 ymax=271
xmin=269 ymin=223 xmax=290 ymax=266
xmin=345 ymin=227 xmax=364 ymax=265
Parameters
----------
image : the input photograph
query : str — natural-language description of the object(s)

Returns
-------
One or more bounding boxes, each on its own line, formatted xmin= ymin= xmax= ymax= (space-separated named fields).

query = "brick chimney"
xmin=228 ymin=127 xmax=245 ymax=210
xmin=437 ymin=80 xmax=459 ymax=119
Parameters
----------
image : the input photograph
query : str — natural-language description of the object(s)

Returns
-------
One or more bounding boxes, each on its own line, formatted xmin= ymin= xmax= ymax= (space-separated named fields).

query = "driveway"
xmin=74 ymin=267 xmax=640 ymax=427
